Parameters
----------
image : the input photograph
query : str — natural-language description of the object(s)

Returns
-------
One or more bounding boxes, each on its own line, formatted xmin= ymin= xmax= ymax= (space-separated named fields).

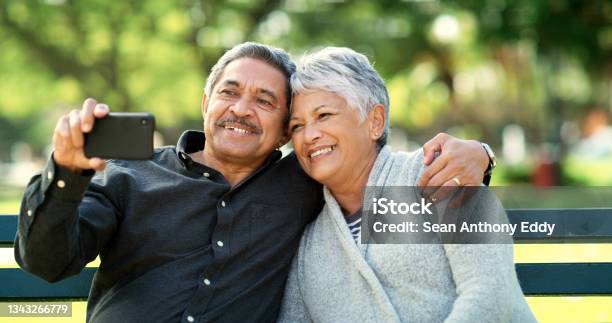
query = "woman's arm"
xmin=441 ymin=191 xmax=521 ymax=322
xmin=443 ymin=244 xmax=515 ymax=322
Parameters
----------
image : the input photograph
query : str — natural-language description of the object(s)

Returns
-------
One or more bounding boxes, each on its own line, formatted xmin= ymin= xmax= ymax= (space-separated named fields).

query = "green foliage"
xmin=0 ymin=0 xmax=610 ymax=170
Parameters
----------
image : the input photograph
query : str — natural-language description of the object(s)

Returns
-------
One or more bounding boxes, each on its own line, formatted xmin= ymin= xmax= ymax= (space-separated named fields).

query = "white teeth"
xmin=310 ymin=146 xmax=334 ymax=158
xmin=225 ymin=126 xmax=250 ymax=134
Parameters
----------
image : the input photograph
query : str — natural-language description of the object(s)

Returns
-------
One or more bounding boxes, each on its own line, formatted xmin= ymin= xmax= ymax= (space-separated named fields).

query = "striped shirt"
xmin=344 ymin=209 xmax=362 ymax=243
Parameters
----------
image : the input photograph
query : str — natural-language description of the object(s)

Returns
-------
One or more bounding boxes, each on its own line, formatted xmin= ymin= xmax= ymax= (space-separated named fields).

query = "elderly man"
xmin=15 ymin=42 xmax=493 ymax=322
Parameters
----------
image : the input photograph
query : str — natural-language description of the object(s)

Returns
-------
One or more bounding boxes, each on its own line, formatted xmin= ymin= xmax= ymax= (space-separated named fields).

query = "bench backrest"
xmin=1 ymin=209 xmax=612 ymax=299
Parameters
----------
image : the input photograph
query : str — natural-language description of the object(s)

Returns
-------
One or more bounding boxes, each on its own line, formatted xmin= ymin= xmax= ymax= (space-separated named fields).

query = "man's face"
xmin=202 ymin=57 xmax=289 ymax=165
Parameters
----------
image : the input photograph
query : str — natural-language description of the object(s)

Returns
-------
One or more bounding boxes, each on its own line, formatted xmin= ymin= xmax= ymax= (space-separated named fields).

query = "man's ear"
xmin=368 ymin=104 xmax=386 ymax=140
xmin=201 ymin=95 xmax=208 ymax=117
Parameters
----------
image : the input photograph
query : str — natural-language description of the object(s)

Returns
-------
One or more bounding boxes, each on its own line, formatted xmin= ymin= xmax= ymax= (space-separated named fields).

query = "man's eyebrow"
xmin=257 ymin=88 xmax=279 ymax=103
xmin=219 ymin=80 xmax=240 ymax=88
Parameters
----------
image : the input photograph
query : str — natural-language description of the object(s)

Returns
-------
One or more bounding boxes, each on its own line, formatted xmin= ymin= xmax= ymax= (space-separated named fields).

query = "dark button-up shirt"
xmin=15 ymin=130 xmax=323 ymax=322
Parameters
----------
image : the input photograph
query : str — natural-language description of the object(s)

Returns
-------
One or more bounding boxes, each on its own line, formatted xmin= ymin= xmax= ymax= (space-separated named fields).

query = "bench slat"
xmin=0 ymin=268 xmax=95 ymax=299
xmin=0 ymin=264 xmax=611 ymax=298
xmin=4 ymin=209 xmax=612 ymax=244
xmin=508 ymin=209 xmax=612 ymax=243
xmin=517 ymin=263 xmax=612 ymax=295
xmin=2 ymin=213 xmax=612 ymax=298
xmin=0 ymin=216 xmax=17 ymax=245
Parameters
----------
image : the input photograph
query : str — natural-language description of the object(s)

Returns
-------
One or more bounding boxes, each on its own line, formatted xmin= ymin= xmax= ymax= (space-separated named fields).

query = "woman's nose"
xmin=304 ymin=123 xmax=322 ymax=143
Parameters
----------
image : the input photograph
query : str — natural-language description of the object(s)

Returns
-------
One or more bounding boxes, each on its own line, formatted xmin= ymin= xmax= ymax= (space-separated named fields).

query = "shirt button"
xmin=221 ymin=201 xmax=226 ymax=207
xmin=217 ymin=240 xmax=224 ymax=247
xmin=57 ymin=180 xmax=66 ymax=188
xmin=47 ymin=171 xmax=53 ymax=180
xmin=27 ymin=210 xmax=33 ymax=217
xmin=187 ymin=315 xmax=195 ymax=322
xmin=203 ymin=172 xmax=210 ymax=178
xmin=203 ymin=278 xmax=211 ymax=286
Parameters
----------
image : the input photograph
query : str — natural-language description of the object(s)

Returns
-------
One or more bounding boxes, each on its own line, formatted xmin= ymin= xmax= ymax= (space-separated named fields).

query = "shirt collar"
xmin=176 ymin=130 xmax=205 ymax=162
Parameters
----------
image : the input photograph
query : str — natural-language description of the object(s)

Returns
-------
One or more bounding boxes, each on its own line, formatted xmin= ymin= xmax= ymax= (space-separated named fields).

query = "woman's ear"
xmin=368 ymin=104 xmax=386 ymax=140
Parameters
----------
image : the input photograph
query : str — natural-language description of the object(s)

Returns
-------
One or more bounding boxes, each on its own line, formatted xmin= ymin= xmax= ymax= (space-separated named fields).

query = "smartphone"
xmin=84 ymin=112 xmax=155 ymax=160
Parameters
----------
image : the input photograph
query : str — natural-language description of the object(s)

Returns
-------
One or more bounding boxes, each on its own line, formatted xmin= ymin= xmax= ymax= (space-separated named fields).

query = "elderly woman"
xmin=278 ymin=47 xmax=535 ymax=322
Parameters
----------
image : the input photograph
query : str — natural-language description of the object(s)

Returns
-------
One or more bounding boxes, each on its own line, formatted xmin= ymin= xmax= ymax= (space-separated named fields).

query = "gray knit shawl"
xmin=278 ymin=146 xmax=536 ymax=323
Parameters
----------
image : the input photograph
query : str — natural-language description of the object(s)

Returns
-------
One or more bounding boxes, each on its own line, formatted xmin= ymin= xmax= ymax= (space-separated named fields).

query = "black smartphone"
xmin=84 ymin=112 xmax=155 ymax=160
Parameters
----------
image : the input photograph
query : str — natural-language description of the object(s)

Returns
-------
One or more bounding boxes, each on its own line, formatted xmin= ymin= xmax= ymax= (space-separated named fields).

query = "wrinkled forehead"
xmin=217 ymin=58 xmax=288 ymax=104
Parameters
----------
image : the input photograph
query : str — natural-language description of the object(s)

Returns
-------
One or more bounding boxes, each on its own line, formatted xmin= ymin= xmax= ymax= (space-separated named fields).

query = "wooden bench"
xmin=0 ymin=216 xmax=95 ymax=299
xmin=1 ymin=209 xmax=611 ymax=299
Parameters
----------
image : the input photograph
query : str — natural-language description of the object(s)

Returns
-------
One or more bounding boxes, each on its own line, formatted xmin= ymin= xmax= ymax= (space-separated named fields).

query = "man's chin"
xmin=218 ymin=148 xmax=255 ymax=159
xmin=215 ymin=145 xmax=272 ymax=161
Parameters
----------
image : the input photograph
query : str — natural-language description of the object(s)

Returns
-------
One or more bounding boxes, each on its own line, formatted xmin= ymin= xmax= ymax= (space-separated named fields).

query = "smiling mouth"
xmin=309 ymin=146 xmax=335 ymax=159
xmin=223 ymin=125 xmax=253 ymax=135
xmin=219 ymin=120 xmax=260 ymax=136
xmin=216 ymin=118 xmax=261 ymax=135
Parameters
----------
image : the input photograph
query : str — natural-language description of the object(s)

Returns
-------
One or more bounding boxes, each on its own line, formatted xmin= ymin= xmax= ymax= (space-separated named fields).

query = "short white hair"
xmin=291 ymin=47 xmax=390 ymax=148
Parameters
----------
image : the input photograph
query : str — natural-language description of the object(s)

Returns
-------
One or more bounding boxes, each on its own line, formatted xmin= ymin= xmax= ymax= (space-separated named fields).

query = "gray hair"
xmin=291 ymin=47 xmax=390 ymax=148
xmin=204 ymin=42 xmax=296 ymax=109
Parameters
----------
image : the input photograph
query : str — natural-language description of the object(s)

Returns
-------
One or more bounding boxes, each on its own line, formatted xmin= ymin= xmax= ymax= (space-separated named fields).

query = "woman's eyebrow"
xmin=290 ymin=104 xmax=328 ymax=121
xmin=312 ymin=105 xmax=329 ymax=113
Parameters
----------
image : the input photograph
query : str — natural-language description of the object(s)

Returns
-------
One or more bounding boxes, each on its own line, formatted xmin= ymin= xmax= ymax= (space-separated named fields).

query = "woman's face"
xmin=289 ymin=90 xmax=380 ymax=187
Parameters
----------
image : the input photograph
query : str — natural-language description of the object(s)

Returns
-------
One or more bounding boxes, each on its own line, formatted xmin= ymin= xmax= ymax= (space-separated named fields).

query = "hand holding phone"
xmin=84 ymin=112 xmax=155 ymax=160
xmin=52 ymin=98 xmax=154 ymax=174
xmin=53 ymin=98 xmax=109 ymax=173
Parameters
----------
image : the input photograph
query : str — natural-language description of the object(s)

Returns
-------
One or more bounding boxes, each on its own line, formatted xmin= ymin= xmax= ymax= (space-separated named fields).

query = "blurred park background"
xmin=0 ymin=0 xmax=611 ymax=322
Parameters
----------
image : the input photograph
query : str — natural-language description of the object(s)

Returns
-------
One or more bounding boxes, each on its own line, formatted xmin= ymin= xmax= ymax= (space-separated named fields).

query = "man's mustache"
xmin=216 ymin=117 xmax=262 ymax=134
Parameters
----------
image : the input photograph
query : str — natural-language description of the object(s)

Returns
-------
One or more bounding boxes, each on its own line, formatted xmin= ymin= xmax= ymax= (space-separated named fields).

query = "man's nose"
xmin=229 ymin=97 xmax=253 ymax=118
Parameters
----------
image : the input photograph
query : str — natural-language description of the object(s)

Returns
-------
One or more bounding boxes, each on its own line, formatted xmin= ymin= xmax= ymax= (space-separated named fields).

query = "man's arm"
xmin=416 ymin=133 xmax=494 ymax=203
xmin=14 ymin=98 xmax=117 ymax=282
xmin=15 ymin=158 xmax=119 ymax=282
xmin=419 ymin=132 xmax=492 ymax=187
